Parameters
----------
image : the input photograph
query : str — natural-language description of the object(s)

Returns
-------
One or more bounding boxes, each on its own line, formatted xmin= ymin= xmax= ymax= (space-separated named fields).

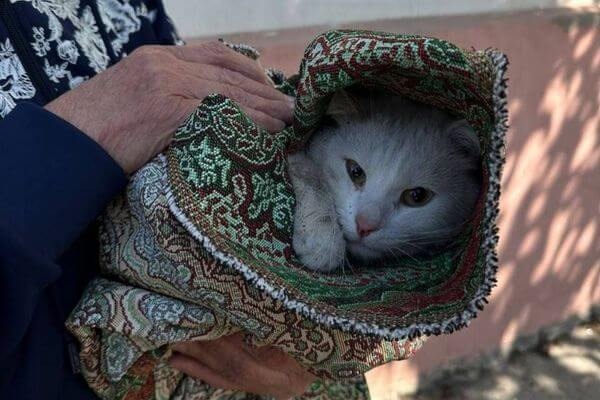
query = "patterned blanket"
xmin=66 ymin=30 xmax=508 ymax=399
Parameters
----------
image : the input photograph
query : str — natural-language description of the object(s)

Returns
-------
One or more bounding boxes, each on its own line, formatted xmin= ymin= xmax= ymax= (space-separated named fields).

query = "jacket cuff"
xmin=0 ymin=102 xmax=128 ymax=260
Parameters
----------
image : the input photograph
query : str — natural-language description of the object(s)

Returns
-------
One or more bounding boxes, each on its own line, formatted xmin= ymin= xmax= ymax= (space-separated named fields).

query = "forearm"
xmin=0 ymin=224 xmax=60 ymax=364
xmin=0 ymin=103 xmax=127 ymax=261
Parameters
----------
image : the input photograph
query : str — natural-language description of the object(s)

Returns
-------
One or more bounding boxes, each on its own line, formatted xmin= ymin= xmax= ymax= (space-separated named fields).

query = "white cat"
xmin=287 ymin=89 xmax=482 ymax=272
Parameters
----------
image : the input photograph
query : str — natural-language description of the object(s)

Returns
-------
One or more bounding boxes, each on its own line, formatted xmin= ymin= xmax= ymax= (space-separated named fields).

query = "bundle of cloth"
xmin=66 ymin=30 xmax=508 ymax=399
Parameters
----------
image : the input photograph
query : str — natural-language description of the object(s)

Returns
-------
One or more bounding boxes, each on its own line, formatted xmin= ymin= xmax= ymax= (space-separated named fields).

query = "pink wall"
xmin=204 ymin=8 xmax=600 ymax=397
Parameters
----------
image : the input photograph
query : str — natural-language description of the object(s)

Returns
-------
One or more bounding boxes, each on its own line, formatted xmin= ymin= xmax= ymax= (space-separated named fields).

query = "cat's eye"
xmin=401 ymin=187 xmax=433 ymax=207
xmin=345 ymin=159 xmax=366 ymax=187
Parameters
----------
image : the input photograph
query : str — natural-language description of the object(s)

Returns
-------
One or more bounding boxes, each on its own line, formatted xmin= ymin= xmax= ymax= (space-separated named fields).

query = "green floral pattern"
xmin=67 ymin=29 xmax=507 ymax=399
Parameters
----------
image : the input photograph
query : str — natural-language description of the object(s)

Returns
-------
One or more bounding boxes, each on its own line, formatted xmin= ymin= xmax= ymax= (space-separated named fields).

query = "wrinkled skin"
xmin=170 ymin=334 xmax=316 ymax=400
xmin=46 ymin=41 xmax=294 ymax=174
xmin=47 ymin=41 xmax=302 ymax=397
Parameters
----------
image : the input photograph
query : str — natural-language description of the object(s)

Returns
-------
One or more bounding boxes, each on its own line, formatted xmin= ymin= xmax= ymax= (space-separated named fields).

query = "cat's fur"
xmin=287 ymin=89 xmax=482 ymax=272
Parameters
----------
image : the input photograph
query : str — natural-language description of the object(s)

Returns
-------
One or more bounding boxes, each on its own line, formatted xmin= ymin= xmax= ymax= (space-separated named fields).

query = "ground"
xmin=403 ymin=323 xmax=600 ymax=400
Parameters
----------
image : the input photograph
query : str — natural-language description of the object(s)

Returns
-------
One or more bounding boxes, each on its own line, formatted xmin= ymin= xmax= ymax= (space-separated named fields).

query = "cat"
xmin=287 ymin=89 xmax=482 ymax=272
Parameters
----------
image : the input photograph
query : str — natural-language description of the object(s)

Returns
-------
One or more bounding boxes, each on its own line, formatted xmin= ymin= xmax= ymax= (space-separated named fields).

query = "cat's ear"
xmin=447 ymin=120 xmax=481 ymax=160
xmin=326 ymin=89 xmax=364 ymax=123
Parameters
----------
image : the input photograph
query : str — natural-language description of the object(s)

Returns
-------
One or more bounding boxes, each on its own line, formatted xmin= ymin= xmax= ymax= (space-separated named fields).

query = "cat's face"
xmin=307 ymin=93 xmax=482 ymax=263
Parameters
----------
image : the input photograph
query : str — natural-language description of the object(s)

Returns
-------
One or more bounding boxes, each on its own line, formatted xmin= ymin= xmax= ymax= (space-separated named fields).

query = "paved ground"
xmin=403 ymin=323 xmax=600 ymax=400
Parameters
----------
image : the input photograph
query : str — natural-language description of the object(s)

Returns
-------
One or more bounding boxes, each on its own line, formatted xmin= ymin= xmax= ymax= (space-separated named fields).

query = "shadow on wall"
xmin=366 ymin=9 xmax=600 ymax=395
xmin=492 ymin=11 xmax=599 ymax=347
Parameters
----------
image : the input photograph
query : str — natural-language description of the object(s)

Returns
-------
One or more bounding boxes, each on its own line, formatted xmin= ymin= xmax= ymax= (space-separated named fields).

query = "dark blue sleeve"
xmin=0 ymin=102 xmax=127 ymax=370
xmin=0 ymin=102 xmax=128 ymax=261
xmin=148 ymin=0 xmax=184 ymax=45
xmin=0 ymin=222 xmax=58 ymax=365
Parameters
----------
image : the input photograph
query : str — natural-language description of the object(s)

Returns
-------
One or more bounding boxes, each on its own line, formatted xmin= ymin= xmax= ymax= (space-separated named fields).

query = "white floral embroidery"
xmin=13 ymin=0 xmax=108 ymax=82
xmin=68 ymin=74 xmax=85 ymax=89
xmin=43 ymin=58 xmax=87 ymax=89
xmin=1 ymin=0 xmax=165 ymax=115
xmin=135 ymin=3 xmax=156 ymax=24
xmin=43 ymin=58 xmax=67 ymax=82
xmin=0 ymin=39 xmax=36 ymax=117
xmin=31 ymin=26 xmax=50 ymax=56
xmin=74 ymin=6 xmax=110 ymax=72
xmin=16 ymin=0 xmax=79 ymax=42
xmin=57 ymin=40 xmax=79 ymax=64
xmin=97 ymin=0 xmax=140 ymax=55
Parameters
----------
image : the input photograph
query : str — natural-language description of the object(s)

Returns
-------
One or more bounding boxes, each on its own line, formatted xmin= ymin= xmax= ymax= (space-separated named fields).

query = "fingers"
xmin=183 ymin=96 xmax=285 ymax=133
xmin=171 ymin=337 xmax=272 ymax=388
xmin=212 ymin=83 xmax=292 ymax=125
xmin=165 ymin=42 xmax=294 ymax=132
xmin=171 ymin=41 xmax=272 ymax=86
xmin=169 ymin=335 xmax=315 ymax=399
xmin=169 ymin=353 xmax=242 ymax=392
xmin=181 ymin=77 xmax=291 ymax=132
xmin=170 ymin=340 xmax=272 ymax=396
xmin=182 ymin=62 xmax=292 ymax=104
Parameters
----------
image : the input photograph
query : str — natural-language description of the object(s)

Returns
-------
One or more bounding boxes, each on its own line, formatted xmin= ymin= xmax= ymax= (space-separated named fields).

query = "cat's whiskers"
xmin=343 ymin=253 xmax=356 ymax=274
xmin=386 ymin=245 xmax=421 ymax=264
xmin=376 ymin=228 xmax=459 ymax=245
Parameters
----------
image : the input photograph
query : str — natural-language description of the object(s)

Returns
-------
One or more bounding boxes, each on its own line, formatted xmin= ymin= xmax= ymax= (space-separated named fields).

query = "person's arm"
xmin=170 ymin=334 xmax=316 ymax=400
xmin=0 ymin=103 xmax=128 ymax=261
xmin=1 ymin=41 xmax=297 ymax=396
xmin=2 ymin=41 xmax=293 ymax=259
xmin=0 ymin=104 xmax=127 ymax=373
xmin=0 ymin=221 xmax=58 ymax=369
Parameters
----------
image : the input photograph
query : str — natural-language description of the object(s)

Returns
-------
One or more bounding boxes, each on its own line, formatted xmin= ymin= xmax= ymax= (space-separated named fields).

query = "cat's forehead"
xmin=336 ymin=123 xmax=444 ymax=161
xmin=328 ymin=132 xmax=467 ymax=190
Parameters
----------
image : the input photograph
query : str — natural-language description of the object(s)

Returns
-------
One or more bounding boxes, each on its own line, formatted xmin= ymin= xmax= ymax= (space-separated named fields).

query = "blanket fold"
xmin=67 ymin=29 xmax=508 ymax=400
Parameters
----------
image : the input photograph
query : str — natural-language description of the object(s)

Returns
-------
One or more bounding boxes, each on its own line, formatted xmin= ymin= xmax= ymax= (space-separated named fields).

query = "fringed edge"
xmin=163 ymin=51 xmax=509 ymax=341
xmin=218 ymin=38 xmax=260 ymax=60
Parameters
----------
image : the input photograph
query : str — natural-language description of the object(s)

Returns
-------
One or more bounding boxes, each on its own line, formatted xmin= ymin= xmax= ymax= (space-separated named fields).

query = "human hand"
xmin=45 ymin=42 xmax=294 ymax=174
xmin=169 ymin=334 xmax=316 ymax=400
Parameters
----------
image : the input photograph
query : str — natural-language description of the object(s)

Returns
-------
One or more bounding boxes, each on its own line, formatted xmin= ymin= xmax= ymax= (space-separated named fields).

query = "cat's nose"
xmin=356 ymin=215 xmax=379 ymax=238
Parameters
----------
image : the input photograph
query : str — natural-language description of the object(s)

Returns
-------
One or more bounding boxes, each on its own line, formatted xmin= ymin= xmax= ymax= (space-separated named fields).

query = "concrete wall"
xmin=162 ymin=0 xmax=597 ymax=38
